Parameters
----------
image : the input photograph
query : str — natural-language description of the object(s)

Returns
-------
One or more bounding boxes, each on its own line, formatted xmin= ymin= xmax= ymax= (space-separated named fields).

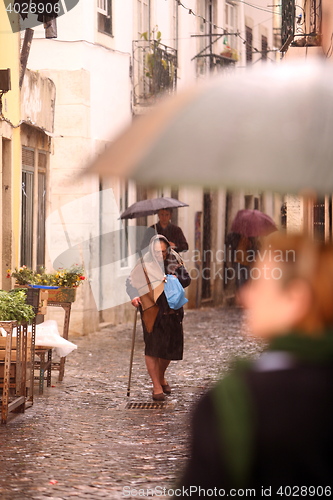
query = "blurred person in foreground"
xmin=141 ymin=208 xmax=189 ymax=253
xmin=127 ymin=235 xmax=190 ymax=401
xmin=177 ymin=233 xmax=333 ymax=496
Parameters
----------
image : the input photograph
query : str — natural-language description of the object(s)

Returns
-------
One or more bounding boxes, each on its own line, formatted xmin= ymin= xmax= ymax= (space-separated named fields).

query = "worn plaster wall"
xmin=286 ymin=195 xmax=303 ymax=233
xmin=243 ymin=0 xmax=275 ymax=65
xmin=322 ymin=0 xmax=333 ymax=58
xmin=27 ymin=34 xmax=132 ymax=334
xmin=21 ymin=70 xmax=55 ymax=132
xmin=0 ymin=7 xmax=21 ymax=286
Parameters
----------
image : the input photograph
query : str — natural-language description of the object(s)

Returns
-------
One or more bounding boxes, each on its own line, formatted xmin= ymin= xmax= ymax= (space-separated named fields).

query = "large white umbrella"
xmin=86 ymin=60 xmax=333 ymax=194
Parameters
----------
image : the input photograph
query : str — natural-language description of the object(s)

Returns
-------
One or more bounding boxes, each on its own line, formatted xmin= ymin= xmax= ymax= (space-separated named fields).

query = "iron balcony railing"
xmin=281 ymin=0 xmax=295 ymax=49
xmin=195 ymin=53 xmax=237 ymax=75
xmin=281 ymin=0 xmax=322 ymax=51
xmin=132 ymin=39 xmax=177 ymax=106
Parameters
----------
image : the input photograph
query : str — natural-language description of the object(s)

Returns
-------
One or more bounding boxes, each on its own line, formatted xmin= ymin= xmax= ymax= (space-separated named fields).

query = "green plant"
xmin=8 ymin=266 xmax=36 ymax=285
xmin=140 ymin=26 xmax=175 ymax=94
xmin=220 ymin=37 xmax=239 ymax=62
xmin=33 ymin=271 xmax=56 ymax=286
xmin=8 ymin=265 xmax=86 ymax=288
xmin=0 ymin=290 xmax=35 ymax=323
xmin=47 ymin=266 xmax=86 ymax=288
xmin=221 ymin=45 xmax=239 ymax=61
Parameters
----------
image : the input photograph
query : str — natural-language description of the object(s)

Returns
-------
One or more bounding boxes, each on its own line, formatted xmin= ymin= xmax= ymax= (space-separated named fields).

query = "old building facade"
xmin=2 ymin=1 xmax=280 ymax=333
xmin=280 ymin=0 xmax=332 ymax=240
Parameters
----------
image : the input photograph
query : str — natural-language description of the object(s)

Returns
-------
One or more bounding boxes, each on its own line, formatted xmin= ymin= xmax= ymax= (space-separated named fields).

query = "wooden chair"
xmin=34 ymin=347 xmax=52 ymax=394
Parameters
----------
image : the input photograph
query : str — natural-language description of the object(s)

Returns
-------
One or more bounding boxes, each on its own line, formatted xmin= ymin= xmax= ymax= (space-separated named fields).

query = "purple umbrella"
xmin=230 ymin=209 xmax=277 ymax=237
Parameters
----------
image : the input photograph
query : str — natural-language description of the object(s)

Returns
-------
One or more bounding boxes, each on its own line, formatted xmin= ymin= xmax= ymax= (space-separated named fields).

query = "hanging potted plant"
xmin=220 ymin=37 xmax=239 ymax=62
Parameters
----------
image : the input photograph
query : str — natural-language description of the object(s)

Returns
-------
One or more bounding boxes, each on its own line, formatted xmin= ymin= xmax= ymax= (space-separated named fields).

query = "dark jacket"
xmin=178 ymin=331 xmax=333 ymax=497
xmin=141 ymin=222 xmax=189 ymax=253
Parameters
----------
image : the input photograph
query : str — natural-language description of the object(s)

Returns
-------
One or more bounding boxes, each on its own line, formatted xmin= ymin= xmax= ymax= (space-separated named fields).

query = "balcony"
xmin=195 ymin=52 xmax=237 ymax=75
xmin=281 ymin=0 xmax=322 ymax=52
xmin=132 ymin=40 xmax=177 ymax=108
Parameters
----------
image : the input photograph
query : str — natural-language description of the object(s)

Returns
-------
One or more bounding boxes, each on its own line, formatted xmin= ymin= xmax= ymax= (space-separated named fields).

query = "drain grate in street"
xmin=126 ymin=401 xmax=166 ymax=410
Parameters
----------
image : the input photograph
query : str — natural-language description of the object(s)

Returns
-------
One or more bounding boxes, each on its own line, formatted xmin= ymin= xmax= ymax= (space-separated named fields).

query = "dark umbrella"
xmin=230 ymin=209 xmax=277 ymax=237
xmin=120 ymin=197 xmax=189 ymax=219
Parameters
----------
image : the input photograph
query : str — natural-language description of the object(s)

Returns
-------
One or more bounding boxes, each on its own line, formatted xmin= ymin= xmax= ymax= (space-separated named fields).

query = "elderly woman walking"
xmin=126 ymin=235 xmax=191 ymax=401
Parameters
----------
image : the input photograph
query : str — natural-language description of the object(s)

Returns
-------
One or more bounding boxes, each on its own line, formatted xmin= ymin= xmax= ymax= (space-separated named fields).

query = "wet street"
xmin=0 ymin=307 xmax=263 ymax=499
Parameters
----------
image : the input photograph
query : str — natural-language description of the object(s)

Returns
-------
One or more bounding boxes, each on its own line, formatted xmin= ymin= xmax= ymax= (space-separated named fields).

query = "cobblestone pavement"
xmin=0 ymin=307 xmax=264 ymax=500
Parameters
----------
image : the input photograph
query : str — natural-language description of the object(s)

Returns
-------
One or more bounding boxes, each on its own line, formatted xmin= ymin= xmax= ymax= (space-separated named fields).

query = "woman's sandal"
xmin=161 ymin=384 xmax=171 ymax=395
xmin=152 ymin=392 xmax=166 ymax=401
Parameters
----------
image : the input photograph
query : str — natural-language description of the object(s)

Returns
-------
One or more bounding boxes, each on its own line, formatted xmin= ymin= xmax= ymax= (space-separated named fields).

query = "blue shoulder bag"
xmin=164 ymin=274 xmax=188 ymax=310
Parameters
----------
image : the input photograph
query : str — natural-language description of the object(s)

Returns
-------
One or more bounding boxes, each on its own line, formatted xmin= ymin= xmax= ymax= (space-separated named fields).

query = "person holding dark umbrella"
xmin=126 ymin=235 xmax=191 ymax=401
xmin=120 ymin=196 xmax=189 ymax=254
xmin=141 ymin=208 xmax=189 ymax=253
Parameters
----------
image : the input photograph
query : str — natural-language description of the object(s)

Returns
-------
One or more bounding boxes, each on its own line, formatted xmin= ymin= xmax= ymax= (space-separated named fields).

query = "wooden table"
xmin=0 ymin=320 xmax=35 ymax=424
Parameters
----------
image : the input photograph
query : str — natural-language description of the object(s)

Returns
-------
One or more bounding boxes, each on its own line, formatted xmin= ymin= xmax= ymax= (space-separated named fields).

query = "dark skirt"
xmin=142 ymin=305 xmax=184 ymax=360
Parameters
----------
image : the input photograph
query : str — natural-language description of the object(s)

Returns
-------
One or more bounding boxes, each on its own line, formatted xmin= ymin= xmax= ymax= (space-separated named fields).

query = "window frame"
xmin=261 ymin=34 xmax=268 ymax=61
xmin=21 ymin=151 xmax=34 ymax=269
xmin=225 ymin=1 xmax=238 ymax=50
xmin=21 ymin=146 xmax=48 ymax=270
xmin=37 ymin=151 xmax=47 ymax=269
xmin=97 ymin=0 xmax=112 ymax=36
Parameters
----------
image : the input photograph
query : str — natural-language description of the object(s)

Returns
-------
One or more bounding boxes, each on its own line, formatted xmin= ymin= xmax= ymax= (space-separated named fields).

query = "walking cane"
xmin=127 ymin=307 xmax=138 ymax=397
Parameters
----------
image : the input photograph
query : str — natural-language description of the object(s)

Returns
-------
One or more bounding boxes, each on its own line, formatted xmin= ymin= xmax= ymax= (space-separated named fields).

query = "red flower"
xmin=79 ymin=276 xmax=85 ymax=280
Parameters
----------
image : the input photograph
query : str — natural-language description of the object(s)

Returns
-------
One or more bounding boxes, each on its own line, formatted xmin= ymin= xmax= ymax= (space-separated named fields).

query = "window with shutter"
xmin=246 ymin=26 xmax=253 ymax=63
xmin=97 ymin=0 xmax=107 ymax=15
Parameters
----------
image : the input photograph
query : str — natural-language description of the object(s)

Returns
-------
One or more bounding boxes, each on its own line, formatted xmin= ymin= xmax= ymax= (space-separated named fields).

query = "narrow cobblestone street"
xmin=0 ymin=307 xmax=263 ymax=499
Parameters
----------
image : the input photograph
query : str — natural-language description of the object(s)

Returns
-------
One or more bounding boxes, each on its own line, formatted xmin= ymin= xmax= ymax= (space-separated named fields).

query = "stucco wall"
xmin=21 ymin=69 xmax=55 ymax=132
xmin=27 ymin=38 xmax=132 ymax=333
xmin=0 ymin=7 xmax=21 ymax=279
